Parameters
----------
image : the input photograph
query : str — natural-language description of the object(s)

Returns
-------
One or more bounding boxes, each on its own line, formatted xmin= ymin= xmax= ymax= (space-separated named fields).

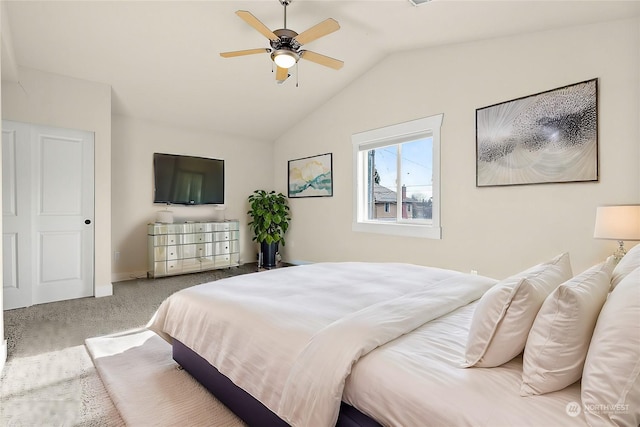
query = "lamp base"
xmin=613 ymin=240 xmax=627 ymax=263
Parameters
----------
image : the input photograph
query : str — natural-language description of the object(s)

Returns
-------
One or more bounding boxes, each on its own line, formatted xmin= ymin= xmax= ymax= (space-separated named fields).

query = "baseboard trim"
xmin=95 ymin=282 xmax=113 ymax=298
xmin=111 ymin=271 xmax=148 ymax=283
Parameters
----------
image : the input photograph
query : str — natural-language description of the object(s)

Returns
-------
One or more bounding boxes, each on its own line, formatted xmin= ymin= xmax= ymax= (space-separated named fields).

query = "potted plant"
xmin=247 ymin=190 xmax=291 ymax=268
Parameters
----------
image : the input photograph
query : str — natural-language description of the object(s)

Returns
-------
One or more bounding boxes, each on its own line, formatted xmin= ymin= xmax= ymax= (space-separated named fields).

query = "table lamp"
xmin=593 ymin=205 xmax=640 ymax=262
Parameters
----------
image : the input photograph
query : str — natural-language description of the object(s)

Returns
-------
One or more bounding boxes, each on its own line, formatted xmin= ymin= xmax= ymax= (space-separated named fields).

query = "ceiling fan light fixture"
xmin=272 ymin=49 xmax=299 ymax=69
xmin=221 ymin=3 xmax=343 ymax=82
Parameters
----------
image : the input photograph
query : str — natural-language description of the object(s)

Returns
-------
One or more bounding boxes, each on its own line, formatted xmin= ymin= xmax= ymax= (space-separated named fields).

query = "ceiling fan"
xmin=220 ymin=0 xmax=344 ymax=82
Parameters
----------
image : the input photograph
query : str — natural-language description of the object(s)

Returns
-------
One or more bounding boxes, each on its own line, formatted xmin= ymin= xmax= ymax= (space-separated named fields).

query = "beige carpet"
xmin=86 ymin=329 xmax=246 ymax=427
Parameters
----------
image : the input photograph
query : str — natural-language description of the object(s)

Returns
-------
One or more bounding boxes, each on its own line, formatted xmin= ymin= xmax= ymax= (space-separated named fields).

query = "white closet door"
xmin=2 ymin=122 xmax=32 ymax=310
xmin=2 ymin=121 xmax=95 ymax=309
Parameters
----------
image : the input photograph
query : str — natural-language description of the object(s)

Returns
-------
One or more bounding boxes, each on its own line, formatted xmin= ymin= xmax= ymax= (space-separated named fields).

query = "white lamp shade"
xmin=274 ymin=53 xmax=296 ymax=68
xmin=594 ymin=205 xmax=640 ymax=240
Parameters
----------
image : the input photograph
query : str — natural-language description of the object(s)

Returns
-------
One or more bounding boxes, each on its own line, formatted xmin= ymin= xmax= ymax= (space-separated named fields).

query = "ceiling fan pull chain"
xmin=296 ymin=63 xmax=299 ymax=88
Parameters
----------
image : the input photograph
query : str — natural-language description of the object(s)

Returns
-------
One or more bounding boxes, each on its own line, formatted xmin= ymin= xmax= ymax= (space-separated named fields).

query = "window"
xmin=352 ymin=114 xmax=443 ymax=239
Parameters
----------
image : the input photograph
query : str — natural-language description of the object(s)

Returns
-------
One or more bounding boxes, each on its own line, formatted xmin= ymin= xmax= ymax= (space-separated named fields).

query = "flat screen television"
xmin=153 ymin=153 xmax=225 ymax=205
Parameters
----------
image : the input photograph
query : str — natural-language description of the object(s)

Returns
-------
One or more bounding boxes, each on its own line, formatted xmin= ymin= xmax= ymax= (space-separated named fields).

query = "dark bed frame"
xmin=173 ymin=339 xmax=382 ymax=427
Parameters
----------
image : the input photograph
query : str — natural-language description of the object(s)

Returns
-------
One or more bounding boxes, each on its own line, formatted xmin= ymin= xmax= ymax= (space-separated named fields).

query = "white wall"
xmin=2 ymin=67 xmax=113 ymax=297
xmin=274 ymin=18 xmax=640 ymax=279
xmin=111 ymin=115 xmax=273 ymax=280
xmin=0 ymin=1 xmax=6 ymax=372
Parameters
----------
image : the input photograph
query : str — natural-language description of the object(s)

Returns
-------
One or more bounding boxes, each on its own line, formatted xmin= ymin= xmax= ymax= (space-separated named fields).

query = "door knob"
xmin=85 ymin=219 xmax=91 ymax=225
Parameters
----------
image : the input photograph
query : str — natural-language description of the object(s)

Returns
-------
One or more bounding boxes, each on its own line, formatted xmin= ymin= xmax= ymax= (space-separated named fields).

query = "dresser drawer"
xmin=212 ymin=222 xmax=240 ymax=232
xmin=200 ymin=256 xmax=215 ymax=270
xmin=153 ymin=261 xmax=168 ymax=276
xmin=155 ymin=234 xmax=205 ymax=245
xmin=154 ymin=246 xmax=179 ymax=261
xmin=213 ymin=241 xmax=230 ymax=255
xmin=193 ymin=233 xmax=214 ymax=244
xmin=196 ymin=243 xmax=214 ymax=258
xmin=181 ymin=257 xmax=201 ymax=273
xmin=229 ymin=253 xmax=240 ymax=266
xmin=215 ymin=253 xmax=240 ymax=267
xmin=213 ymin=231 xmax=239 ymax=242
xmin=193 ymin=223 xmax=211 ymax=233
xmin=178 ymin=244 xmax=197 ymax=259
xmin=166 ymin=259 xmax=183 ymax=274
xmin=153 ymin=234 xmax=180 ymax=246
xmin=214 ymin=254 xmax=232 ymax=267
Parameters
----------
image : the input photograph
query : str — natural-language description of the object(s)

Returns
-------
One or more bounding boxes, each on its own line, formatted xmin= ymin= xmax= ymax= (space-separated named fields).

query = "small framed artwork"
xmin=288 ymin=153 xmax=333 ymax=198
xmin=476 ymin=78 xmax=598 ymax=187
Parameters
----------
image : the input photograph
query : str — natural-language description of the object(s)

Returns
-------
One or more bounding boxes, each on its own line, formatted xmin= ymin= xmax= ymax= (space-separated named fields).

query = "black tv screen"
xmin=153 ymin=153 xmax=224 ymax=205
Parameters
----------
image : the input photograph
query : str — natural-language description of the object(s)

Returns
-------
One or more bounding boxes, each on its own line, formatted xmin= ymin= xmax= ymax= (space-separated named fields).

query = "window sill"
xmin=352 ymin=221 xmax=442 ymax=239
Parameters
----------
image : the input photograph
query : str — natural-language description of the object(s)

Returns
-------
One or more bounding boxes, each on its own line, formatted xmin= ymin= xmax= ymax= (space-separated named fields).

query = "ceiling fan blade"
xmin=293 ymin=18 xmax=340 ymax=46
xmin=220 ymin=48 xmax=271 ymax=58
xmin=275 ymin=66 xmax=289 ymax=82
xmin=236 ymin=10 xmax=279 ymax=42
xmin=300 ymin=50 xmax=344 ymax=70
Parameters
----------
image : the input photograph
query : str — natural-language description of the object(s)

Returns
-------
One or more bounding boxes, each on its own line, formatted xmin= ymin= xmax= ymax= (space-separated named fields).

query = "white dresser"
xmin=147 ymin=220 xmax=240 ymax=278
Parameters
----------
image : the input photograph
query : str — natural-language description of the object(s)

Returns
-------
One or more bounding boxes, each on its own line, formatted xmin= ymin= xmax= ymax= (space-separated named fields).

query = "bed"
xmin=148 ymin=253 xmax=640 ymax=427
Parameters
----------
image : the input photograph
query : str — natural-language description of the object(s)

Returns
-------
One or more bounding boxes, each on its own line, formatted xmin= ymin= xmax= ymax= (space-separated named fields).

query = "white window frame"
xmin=352 ymin=114 xmax=443 ymax=239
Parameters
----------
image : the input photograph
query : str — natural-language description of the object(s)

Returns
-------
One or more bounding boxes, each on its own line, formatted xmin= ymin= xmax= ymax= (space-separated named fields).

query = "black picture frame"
xmin=476 ymin=79 xmax=598 ymax=187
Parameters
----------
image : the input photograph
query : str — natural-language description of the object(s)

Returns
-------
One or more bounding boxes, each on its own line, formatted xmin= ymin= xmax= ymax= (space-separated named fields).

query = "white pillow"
xmin=611 ymin=243 xmax=640 ymax=290
xmin=520 ymin=258 xmax=614 ymax=396
xmin=463 ymin=252 xmax=573 ymax=368
xmin=581 ymin=265 xmax=640 ymax=427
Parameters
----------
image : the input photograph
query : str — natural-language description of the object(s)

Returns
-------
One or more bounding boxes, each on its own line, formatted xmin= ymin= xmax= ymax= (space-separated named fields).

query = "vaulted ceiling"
xmin=3 ymin=1 xmax=639 ymax=141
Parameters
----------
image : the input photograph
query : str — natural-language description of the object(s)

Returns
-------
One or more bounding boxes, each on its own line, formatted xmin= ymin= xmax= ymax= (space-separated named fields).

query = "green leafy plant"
xmin=247 ymin=190 xmax=291 ymax=245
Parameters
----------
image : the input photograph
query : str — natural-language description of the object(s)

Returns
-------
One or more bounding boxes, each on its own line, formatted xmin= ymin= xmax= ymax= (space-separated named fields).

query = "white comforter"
xmin=148 ymin=262 xmax=497 ymax=427
xmin=343 ymin=303 xmax=587 ymax=426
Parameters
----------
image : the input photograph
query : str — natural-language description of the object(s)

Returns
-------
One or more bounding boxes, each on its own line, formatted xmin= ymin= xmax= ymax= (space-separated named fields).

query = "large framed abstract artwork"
xmin=476 ymin=79 xmax=598 ymax=187
xmin=288 ymin=153 xmax=333 ymax=198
